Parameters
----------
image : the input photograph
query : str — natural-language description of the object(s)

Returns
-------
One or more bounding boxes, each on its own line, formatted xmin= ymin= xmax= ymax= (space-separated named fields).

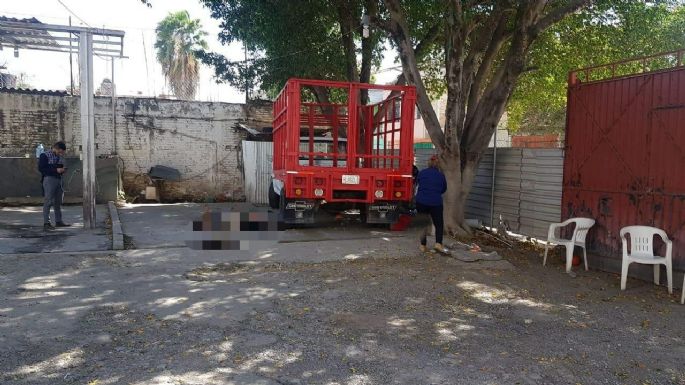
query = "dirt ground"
xmin=1 ymin=232 xmax=684 ymax=385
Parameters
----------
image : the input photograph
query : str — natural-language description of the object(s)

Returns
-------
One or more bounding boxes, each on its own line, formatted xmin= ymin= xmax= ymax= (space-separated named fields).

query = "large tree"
xmin=371 ymin=1 xmax=595 ymax=235
xmin=155 ymin=11 xmax=208 ymax=100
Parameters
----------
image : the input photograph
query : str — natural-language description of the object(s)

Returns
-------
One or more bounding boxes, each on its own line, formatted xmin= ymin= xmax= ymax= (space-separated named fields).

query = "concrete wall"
xmin=0 ymin=157 xmax=120 ymax=204
xmin=0 ymin=92 xmax=272 ymax=201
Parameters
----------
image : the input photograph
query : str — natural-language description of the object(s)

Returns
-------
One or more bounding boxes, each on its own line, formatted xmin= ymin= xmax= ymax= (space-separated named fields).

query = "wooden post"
xmin=79 ymin=32 xmax=96 ymax=229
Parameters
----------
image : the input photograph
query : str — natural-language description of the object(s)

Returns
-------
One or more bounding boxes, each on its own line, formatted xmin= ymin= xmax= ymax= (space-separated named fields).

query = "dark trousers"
xmin=416 ymin=203 xmax=443 ymax=245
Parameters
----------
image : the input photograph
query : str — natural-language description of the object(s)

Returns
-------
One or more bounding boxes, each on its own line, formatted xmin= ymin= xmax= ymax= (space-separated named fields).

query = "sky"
xmin=0 ymin=0 xmax=401 ymax=103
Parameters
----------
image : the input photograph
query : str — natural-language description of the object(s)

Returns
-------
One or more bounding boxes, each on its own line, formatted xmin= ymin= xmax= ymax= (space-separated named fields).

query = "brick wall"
xmin=0 ymin=92 xmax=272 ymax=201
xmin=511 ymin=134 xmax=561 ymax=148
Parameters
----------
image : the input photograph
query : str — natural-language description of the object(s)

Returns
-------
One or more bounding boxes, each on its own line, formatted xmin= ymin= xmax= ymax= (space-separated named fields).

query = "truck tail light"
xmin=295 ymin=177 xmax=305 ymax=185
xmin=314 ymin=188 xmax=324 ymax=197
xmin=295 ymin=188 xmax=302 ymax=196
xmin=376 ymin=180 xmax=385 ymax=187
xmin=395 ymin=191 xmax=402 ymax=198
xmin=314 ymin=178 xmax=325 ymax=185
xmin=394 ymin=180 xmax=404 ymax=188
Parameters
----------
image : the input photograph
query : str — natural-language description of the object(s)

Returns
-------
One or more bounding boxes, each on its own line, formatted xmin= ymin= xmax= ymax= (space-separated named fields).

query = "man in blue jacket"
xmin=415 ymin=155 xmax=448 ymax=254
xmin=38 ymin=141 xmax=69 ymax=230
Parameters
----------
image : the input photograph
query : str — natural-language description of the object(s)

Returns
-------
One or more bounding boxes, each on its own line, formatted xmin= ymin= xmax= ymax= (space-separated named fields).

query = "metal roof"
xmin=0 ymin=86 xmax=68 ymax=97
xmin=0 ymin=16 xmax=59 ymax=51
xmin=0 ymin=16 xmax=125 ymax=57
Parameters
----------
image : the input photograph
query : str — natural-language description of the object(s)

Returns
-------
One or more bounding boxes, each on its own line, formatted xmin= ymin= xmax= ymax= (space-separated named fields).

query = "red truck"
xmin=269 ymin=78 xmax=416 ymax=224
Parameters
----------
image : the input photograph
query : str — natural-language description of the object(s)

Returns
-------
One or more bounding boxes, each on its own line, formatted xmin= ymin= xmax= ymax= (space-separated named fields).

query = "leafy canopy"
xmin=198 ymin=0 xmax=387 ymax=98
xmin=509 ymin=1 xmax=685 ymax=134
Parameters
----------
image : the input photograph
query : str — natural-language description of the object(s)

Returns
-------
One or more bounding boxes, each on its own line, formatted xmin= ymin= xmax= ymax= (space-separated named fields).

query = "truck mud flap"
xmin=366 ymin=202 xmax=400 ymax=224
xmin=281 ymin=199 xmax=317 ymax=224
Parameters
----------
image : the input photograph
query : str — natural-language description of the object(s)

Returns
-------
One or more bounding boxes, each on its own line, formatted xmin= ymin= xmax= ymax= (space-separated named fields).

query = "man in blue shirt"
xmin=415 ymin=155 xmax=448 ymax=254
xmin=38 ymin=141 xmax=69 ymax=230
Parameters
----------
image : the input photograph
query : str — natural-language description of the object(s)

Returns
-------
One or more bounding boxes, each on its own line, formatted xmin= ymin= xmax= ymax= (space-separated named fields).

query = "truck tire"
xmin=268 ymin=181 xmax=280 ymax=209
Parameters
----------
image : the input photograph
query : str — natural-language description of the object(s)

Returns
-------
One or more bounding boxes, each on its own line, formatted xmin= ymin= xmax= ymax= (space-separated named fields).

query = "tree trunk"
xmin=441 ymin=144 xmax=482 ymax=237
xmin=440 ymin=150 xmax=470 ymax=237
xmin=335 ymin=0 xmax=360 ymax=84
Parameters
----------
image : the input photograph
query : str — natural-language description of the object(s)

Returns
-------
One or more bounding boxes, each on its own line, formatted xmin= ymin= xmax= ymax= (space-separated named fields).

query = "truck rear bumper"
xmin=281 ymin=199 xmax=317 ymax=224
xmin=365 ymin=201 xmax=402 ymax=224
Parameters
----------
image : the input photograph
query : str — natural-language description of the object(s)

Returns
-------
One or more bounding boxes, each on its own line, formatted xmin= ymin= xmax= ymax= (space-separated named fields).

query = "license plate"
xmin=342 ymin=174 xmax=360 ymax=184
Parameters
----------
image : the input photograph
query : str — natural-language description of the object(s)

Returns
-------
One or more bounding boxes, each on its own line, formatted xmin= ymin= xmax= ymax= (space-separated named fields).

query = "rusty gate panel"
xmin=564 ymin=56 xmax=685 ymax=271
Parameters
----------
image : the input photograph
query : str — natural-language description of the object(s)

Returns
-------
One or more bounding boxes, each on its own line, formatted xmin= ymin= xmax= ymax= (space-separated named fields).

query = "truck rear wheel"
xmin=268 ymin=182 xmax=280 ymax=209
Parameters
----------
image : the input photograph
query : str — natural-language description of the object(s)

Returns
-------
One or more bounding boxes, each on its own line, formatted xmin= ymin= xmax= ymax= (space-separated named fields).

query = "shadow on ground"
xmin=1 ymin=237 xmax=684 ymax=385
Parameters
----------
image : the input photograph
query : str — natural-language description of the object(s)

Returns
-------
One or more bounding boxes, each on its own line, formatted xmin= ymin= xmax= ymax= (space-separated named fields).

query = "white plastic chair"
xmin=620 ymin=226 xmax=673 ymax=294
xmin=544 ymin=218 xmax=595 ymax=273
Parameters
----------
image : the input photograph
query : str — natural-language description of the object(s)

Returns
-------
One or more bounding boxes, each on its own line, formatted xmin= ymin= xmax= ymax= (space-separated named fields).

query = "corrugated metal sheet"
xmin=564 ymin=67 xmax=685 ymax=270
xmin=465 ymin=149 xmax=493 ymax=225
xmin=415 ymin=147 xmax=563 ymax=238
xmin=414 ymin=148 xmax=436 ymax=171
xmin=492 ymin=149 xmax=523 ymax=234
xmin=242 ymin=141 xmax=273 ymax=204
xmin=520 ymin=149 xmax=564 ymax=239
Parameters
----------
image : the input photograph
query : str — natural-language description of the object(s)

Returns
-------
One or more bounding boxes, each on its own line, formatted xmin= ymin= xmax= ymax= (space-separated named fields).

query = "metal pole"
xmin=68 ymin=17 xmax=74 ymax=95
xmin=79 ymin=31 xmax=96 ymax=228
xmin=244 ymin=42 xmax=249 ymax=103
xmin=489 ymin=126 xmax=497 ymax=229
xmin=111 ymin=58 xmax=117 ymax=155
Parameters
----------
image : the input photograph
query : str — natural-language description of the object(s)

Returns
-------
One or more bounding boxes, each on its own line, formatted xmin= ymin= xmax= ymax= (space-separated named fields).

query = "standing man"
xmin=39 ymin=141 xmax=70 ymax=230
xmin=415 ymin=155 xmax=448 ymax=254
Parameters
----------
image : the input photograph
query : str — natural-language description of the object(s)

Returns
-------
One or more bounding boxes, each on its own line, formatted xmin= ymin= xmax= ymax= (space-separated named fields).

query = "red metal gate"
xmin=563 ymin=50 xmax=685 ymax=269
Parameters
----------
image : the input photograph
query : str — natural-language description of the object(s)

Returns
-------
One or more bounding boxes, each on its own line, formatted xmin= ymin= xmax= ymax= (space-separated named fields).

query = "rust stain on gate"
xmin=563 ymin=50 xmax=685 ymax=269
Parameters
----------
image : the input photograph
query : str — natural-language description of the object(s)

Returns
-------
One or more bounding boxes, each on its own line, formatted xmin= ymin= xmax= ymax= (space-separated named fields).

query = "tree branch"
xmin=532 ymin=0 xmax=590 ymax=35
xmin=466 ymin=9 xmax=510 ymax=111
xmin=335 ymin=0 xmax=360 ymax=82
xmin=443 ymin=0 xmax=470 ymax=151
xmin=387 ymin=22 xmax=441 ymax=88
xmin=414 ymin=23 xmax=442 ymax=59
xmin=383 ymin=0 xmax=445 ymax=149
xmin=359 ymin=0 xmax=379 ymax=104
xmin=462 ymin=2 xmax=543 ymax=154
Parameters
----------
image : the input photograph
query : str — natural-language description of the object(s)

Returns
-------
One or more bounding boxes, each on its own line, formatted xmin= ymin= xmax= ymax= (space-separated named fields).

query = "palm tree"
xmin=155 ymin=11 xmax=208 ymax=100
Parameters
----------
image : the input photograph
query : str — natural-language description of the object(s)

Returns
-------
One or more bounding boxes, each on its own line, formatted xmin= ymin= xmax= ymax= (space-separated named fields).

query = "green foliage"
xmin=198 ymin=0 xmax=386 ymax=98
xmin=508 ymin=1 xmax=685 ymax=134
xmin=199 ymin=0 xmax=685 ymax=136
xmin=155 ymin=11 xmax=208 ymax=100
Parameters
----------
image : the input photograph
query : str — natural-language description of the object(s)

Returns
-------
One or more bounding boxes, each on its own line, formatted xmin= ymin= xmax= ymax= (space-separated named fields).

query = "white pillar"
xmin=79 ymin=32 xmax=96 ymax=229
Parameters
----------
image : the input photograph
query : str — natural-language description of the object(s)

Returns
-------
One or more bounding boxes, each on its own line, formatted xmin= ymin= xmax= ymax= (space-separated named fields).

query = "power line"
xmin=56 ymin=0 xmax=91 ymax=27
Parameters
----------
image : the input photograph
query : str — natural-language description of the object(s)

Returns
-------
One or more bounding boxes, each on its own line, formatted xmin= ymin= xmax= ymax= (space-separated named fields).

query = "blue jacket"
xmin=416 ymin=166 xmax=447 ymax=206
xmin=38 ymin=152 xmax=62 ymax=178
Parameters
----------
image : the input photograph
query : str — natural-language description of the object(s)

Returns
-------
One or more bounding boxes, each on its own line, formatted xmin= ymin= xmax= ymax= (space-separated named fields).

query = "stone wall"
xmin=0 ymin=91 xmax=272 ymax=201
